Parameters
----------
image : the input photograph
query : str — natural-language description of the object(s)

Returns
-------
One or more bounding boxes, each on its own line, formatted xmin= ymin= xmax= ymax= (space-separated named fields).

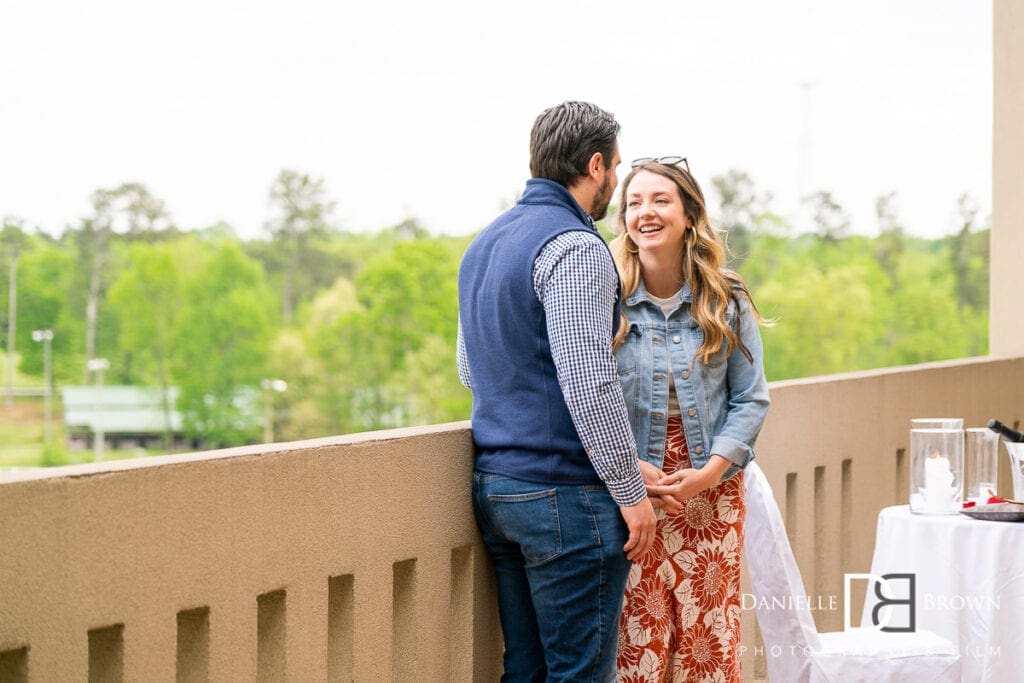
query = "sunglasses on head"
xmin=631 ymin=156 xmax=690 ymax=173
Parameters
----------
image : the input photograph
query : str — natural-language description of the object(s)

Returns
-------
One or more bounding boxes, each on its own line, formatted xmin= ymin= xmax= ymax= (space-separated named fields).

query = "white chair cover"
xmin=743 ymin=461 xmax=961 ymax=682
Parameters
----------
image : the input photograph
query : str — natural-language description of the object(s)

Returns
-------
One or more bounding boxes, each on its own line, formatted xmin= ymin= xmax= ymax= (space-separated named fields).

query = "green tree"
xmin=76 ymin=214 xmax=112 ymax=374
xmin=758 ymin=256 xmax=888 ymax=379
xmin=66 ymin=182 xmax=175 ymax=381
xmin=311 ymin=237 xmax=463 ymax=431
xmin=172 ymin=242 xmax=276 ymax=446
xmin=10 ymin=237 xmax=77 ymax=379
xmin=107 ymin=240 xmax=190 ymax=447
xmin=874 ymin=191 xmax=906 ymax=285
xmin=710 ymin=169 xmax=773 ymax=267
xmin=267 ymin=276 xmax=363 ymax=439
xmin=950 ymin=192 xmax=987 ymax=310
xmin=803 ymin=191 xmax=851 ymax=243
xmin=1 ymin=219 xmax=30 ymax=404
xmin=401 ymin=333 xmax=472 ymax=424
xmin=886 ymin=250 xmax=975 ymax=364
xmin=263 ymin=169 xmax=338 ymax=325
xmin=91 ymin=182 xmax=176 ymax=237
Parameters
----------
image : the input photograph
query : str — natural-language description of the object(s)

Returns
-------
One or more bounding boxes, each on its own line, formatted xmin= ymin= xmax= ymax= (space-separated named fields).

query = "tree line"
xmin=1 ymin=168 xmax=988 ymax=454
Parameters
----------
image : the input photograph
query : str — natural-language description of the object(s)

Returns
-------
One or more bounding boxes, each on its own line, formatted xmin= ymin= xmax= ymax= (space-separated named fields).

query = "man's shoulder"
xmin=539 ymin=228 xmax=608 ymax=258
xmin=534 ymin=229 xmax=616 ymax=296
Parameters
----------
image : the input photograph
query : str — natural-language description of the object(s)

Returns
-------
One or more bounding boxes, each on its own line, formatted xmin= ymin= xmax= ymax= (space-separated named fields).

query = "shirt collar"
xmin=520 ymin=178 xmax=596 ymax=231
xmin=626 ymin=279 xmax=692 ymax=307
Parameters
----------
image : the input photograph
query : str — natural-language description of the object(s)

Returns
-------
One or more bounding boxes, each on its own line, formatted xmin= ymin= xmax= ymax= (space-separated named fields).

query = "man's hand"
xmin=619 ymin=497 xmax=657 ymax=560
xmin=637 ymin=459 xmax=666 ymax=483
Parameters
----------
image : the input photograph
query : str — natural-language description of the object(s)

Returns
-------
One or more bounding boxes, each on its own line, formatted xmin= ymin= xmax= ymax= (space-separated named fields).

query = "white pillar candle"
xmin=924 ymin=454 xmax=954 ymax=513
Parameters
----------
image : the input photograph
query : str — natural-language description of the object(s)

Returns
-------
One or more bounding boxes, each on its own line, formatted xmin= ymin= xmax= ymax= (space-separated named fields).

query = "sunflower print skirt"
xmin=617 ymin=416 xmax=746 ymax=683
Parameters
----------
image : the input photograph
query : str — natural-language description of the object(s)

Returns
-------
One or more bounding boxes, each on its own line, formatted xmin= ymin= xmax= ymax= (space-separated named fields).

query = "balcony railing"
xmin=2 ymin=355 xmax=1022 ymax=680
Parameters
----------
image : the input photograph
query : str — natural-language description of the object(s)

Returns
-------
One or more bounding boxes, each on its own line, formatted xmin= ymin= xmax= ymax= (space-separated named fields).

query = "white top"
xmin=647 ymin=288 xmax=683 ymax=418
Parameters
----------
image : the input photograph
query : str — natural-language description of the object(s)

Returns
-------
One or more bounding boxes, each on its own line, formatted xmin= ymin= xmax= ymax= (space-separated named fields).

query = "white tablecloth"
xmin=861 ymin=505 xmax=1024 ymax=682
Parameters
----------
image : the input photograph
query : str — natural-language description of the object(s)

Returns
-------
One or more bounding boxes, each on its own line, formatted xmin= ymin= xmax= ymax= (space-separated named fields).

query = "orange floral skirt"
xmin=617 ymin=417 xmax=746 ymax=683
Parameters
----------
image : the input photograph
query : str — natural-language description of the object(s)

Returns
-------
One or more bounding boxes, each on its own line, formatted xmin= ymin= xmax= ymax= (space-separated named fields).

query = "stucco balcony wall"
xmin=0 ymin=423 xmax=503 ymax=681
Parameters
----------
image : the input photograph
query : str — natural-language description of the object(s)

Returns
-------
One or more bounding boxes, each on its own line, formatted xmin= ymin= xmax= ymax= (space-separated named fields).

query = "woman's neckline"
xmin=647 ymin=287 xmax=683 ymax=305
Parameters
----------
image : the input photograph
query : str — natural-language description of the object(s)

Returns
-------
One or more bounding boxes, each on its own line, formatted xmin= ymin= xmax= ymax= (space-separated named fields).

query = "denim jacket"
xmin=614 ymin=279 xmax=770 ymax=481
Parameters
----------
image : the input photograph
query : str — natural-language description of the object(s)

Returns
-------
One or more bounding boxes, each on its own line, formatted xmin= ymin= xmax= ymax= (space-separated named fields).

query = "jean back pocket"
xmin=488 ymin=488 xmax=563 ymax=566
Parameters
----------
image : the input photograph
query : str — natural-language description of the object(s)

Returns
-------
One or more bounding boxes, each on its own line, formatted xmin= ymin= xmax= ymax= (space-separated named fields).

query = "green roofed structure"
xmin=60 ymin=386 xmax=182 ymax=450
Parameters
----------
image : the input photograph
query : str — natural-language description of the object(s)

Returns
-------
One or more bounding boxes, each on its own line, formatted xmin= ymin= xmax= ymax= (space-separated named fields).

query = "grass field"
xmin=0 ymin=398 xmax=167 ymax=469
xmin=0 ymin=400 xmax=55 ymax=466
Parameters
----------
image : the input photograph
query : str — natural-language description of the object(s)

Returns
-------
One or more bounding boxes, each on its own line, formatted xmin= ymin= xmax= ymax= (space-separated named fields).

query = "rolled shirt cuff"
xmin=711 ymin=434 xmax=755 ymax=468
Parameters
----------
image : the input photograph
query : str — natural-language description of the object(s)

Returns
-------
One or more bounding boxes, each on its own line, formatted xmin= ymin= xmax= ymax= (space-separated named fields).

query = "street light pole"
xmin=87 ymin=358 xmax=110 ymax=461
xmin=261 ymin=378 xmax=287 ymax=444
xmin=32 ymin=329 xmax=54 ymax=445
xmin=6 ymin=250 xmax=16 ymax=407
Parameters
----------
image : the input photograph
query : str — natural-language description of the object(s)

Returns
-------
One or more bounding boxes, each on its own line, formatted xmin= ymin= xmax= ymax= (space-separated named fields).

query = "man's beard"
xmin=589 ymin=172 xmax=614 ymax=221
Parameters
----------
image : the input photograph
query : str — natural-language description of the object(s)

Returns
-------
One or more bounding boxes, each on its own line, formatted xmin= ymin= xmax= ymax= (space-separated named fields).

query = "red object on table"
xmin=962 ymin=496 xmax=1010 ymax=508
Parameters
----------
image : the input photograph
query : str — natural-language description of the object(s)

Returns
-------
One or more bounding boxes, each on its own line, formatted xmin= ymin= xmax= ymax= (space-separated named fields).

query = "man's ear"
xmin=587 ymin=152 xmax=605 ymax=180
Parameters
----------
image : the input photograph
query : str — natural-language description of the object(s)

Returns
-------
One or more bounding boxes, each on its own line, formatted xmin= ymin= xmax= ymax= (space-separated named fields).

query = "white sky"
xmin=1 ymin=0 xmax=992 ymax=240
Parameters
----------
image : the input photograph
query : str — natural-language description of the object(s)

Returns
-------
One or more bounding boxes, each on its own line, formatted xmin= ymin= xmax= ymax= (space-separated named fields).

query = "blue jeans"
xmin=472 ymin=471 xmax=631 ymax=682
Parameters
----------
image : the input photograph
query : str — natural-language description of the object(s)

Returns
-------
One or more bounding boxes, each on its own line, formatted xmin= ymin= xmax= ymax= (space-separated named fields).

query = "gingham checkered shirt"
xmin=458 ymin=230 xmax=646 ymax=506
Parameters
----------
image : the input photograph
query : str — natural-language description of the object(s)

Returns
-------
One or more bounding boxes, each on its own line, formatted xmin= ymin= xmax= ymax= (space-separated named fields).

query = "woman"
xmin=611 ymin=156 xmax=771 ymax=682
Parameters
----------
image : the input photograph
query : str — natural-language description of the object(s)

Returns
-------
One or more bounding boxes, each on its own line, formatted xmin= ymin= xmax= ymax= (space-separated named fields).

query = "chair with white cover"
xmin=743 ymin=461 xmax=961 ymax=682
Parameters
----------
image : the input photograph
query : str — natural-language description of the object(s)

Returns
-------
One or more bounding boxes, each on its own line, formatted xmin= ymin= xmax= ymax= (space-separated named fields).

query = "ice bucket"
xmin=1006 ymin=441 xmax=1024 ymax=501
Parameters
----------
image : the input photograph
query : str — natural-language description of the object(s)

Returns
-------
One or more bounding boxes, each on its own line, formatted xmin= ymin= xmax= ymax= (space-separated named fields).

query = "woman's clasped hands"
xmin=638 ymin=456 xmax=732 ymax=513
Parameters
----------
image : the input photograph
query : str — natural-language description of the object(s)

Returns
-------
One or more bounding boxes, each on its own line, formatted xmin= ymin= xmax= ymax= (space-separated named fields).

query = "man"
xmin=457 ymin=101 xmax=657 ymax=682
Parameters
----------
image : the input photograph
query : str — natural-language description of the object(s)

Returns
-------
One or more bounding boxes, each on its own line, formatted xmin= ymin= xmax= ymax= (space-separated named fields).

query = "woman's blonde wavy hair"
xmin=610 ymin=161 xmax=769 ymax=365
